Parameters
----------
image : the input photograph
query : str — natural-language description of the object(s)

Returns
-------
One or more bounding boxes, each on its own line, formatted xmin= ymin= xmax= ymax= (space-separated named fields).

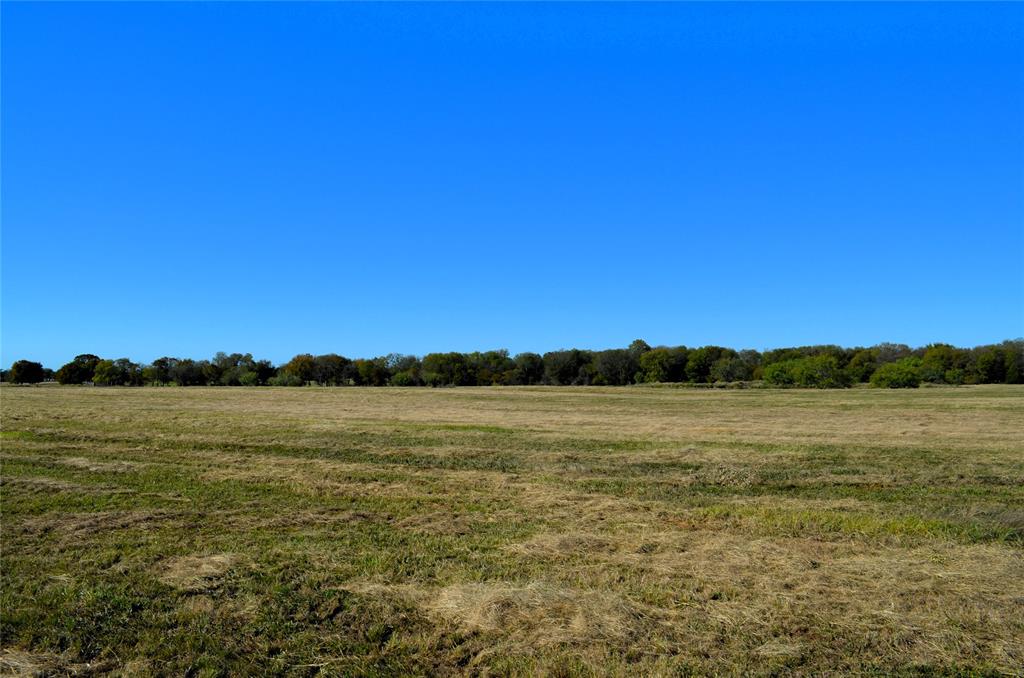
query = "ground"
xmin=1 ymin=385 xmax=1022 ymax=676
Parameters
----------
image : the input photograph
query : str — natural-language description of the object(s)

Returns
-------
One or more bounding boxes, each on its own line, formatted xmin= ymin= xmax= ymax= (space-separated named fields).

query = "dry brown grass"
xmin=1 ymin=385 xmax=1022 ymax=675
xmin=157 ymin=553 xmax=244 ymax=592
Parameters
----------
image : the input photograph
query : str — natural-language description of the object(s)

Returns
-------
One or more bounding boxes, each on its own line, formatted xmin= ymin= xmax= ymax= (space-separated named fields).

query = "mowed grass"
xmin=1 ymin=385 xmax=1022 ymax=676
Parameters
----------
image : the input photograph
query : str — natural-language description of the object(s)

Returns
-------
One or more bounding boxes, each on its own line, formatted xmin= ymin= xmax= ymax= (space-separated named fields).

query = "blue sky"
xmin=3 ymin=2 xmax=1022 ymax=368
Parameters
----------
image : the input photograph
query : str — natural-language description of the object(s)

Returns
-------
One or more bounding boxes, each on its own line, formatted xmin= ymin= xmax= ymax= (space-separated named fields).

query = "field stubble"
xmin=1 ymin=385 xmax=1022 ymax=676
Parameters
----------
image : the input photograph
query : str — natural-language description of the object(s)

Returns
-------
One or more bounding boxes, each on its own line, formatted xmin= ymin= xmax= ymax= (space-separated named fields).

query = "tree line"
xmin=4 ymin=339 xmax=1022 ymax=389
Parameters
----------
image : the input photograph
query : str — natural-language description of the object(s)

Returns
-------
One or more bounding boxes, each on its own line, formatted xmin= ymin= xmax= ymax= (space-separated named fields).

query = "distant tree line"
xmin=3 ymin=339 xmax=1022 ymax=389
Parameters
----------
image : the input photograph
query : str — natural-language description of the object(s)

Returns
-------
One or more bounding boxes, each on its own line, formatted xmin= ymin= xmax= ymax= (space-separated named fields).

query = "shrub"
xmin=710 ymin=356 xmax=753 ymax=383
xmin=944 ymin=368 xmax=965 ymax=385
xmin=268 ymin=372 xmax=305 ymax=386
xmin=846 ymin=349 xmax=878 ymax=383
xmin=870 ymin=358 xmax=922 ymax=388
xmin=763 ymin=361 xmax=796 ymax=386
xmin=389 ymin=370 xmax=418 ymax=386
xmin=763 ymin=356 xmax=851 ymax=388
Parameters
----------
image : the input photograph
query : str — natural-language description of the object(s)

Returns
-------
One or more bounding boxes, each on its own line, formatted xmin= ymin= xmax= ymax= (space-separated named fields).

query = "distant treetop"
xmin=4 ymin=340 xmax=1022 ymax=389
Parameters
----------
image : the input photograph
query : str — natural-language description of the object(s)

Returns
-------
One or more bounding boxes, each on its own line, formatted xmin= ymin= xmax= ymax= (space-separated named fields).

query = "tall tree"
xmin=9 ymin=360 xmax=45 ymax=384
xmin=55 ymin=354 xmax=101 ymax=384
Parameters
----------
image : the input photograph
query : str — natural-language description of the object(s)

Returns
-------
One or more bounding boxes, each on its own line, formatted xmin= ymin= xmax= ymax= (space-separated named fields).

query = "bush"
xmin=268 ymin=372 xmax=305 ymax=386
xmin=389 ymin=370 xmax=418 ymax=386
xmin=763 ymin=355 xmax=851 ymax=388
xmin=762 ymin=361 xmax=796 ymax=386
xmin=846 ymin=349 xmax=878 ymax=383
xmin=944 ymin=368 xmax=965 ymax=385
xmin=710 ymin=356 xmax=753 ymax=383
xmin=870 ymin=358 xmax=922 ymax=388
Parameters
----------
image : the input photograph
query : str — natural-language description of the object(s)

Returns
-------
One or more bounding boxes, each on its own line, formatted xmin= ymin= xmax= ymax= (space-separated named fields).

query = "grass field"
xmin=1 ymin=385 xmax=1022 ymax=676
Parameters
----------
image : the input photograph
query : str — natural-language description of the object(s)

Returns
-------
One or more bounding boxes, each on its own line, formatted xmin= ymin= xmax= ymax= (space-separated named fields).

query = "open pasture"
xmin=1 ymin=385 xmax=1022 ymax=676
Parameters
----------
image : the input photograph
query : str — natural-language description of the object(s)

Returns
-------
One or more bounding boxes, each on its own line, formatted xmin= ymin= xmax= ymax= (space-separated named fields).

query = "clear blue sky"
xmin=3 ymin=2 xmax=1022 ymax=368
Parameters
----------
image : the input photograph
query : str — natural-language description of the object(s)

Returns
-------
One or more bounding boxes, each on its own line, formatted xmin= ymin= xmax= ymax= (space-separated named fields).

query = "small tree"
xmin=268 ymin=372 xmax=305 ymax=386
xmin=870 ymin=358 xmax=922 ymax=388
xmin=9 ymin=360 xmax=45 ymax=384
xmin=56 ymin=354 xmax=101 ymax=384
xmin=973 ymin=348 xmax=1006 ymax=384
xmin=542 ymin=350 xmax=590 ymax=386
xmin=763 ymin=361 xmax=797 ymax=386
xmin=92 ymin=358 xmax=141 ymax=386
xmin=314 ymin=354 xmax=352 ymax=386
xmin=389 ymin=370 xmax=418 ymax=386
xmin=355 ymin=357 xmax=390 ymax=386
xmin=764 ymin=356 xmax=850 ymax=388
xmin=279 ymin=354 xmax=316 ymax=384
xmin=510 ymin=353 xmax=544 ymax=385
xmin=846 ymin=349 xmax=878 ymax=383
xmin=238 ymin=370 xmax=260 ymax=386
xmin=710 ymin=356 xmax=753 ymax=383
xmin=686 ymin=347 xmax=725 ymax=383
xmin=593 ymin=349 xmax=638 ymax=385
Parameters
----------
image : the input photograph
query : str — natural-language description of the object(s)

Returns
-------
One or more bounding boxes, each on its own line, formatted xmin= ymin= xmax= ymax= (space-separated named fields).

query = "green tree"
xmin=764 ymin=356 xmax=851 ymax=388
xmin=267 ymin=372 xmax=305 ymax=386
xmin=543 ymin=350 xmax=593 ymax=385
xmin=870 ymin=358 xmax=922 ymax=388
xmin=143 ymin=357 xmax=179 ymax=385
xmin=510 ymin=353 xmax=544 ymax=385
xmin=686 ymin=347 xmax=726 ymax=383
xmin=593 ymin=349 xmax=638 ymax=385
xmin=55 ymin=354 xmax=101 ymax=384
xmin=422 ymin=353 xmax=471 ymax=386
xmin=792 ymin=355 xmax=851 ymax=388
xmin=920 ymin=344 xmax=964 ymax=383
xmin=314 ymin=354 xmax=352 ymax=386
xmin=846 ymin=349 xmax=878 ymax=383
xmin=389 ymin=370 xmax=418 ymax=386
xmin=875 ymin=343 xmax=913 ymax=364
xmin=651 ymin=347 xmax=690 ymax=382
xmin=710 ymin=355 xmax=754 ymax=382
xmin=763 ymin=361 xmax=796 ymax=386
xmin=638 ymin=348 xmax=672 ymax=383
xmin=386 ymin=354 xmax=422 ymax=386
xmin=9 ymin=360 xmax=45 ymax=384
xmin=1002 ymin=340 xmax=1023 ymax=384
xmin=628 ymin=339 xmax=651 ymax=358
xmin=973 ymin=348 xmax=1007 ymax=384
xmin=169 ymin=359 xmax=206 ymax=386
xmin=212 ymin=353 xmax=259 ymax=386
xmin=470 ymin=350 xmax=514 ymax=385
xmin=355 ymin=357 xmax=390 ymax=386
xmin=92 ymin=358 xmax=141 ymax=386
